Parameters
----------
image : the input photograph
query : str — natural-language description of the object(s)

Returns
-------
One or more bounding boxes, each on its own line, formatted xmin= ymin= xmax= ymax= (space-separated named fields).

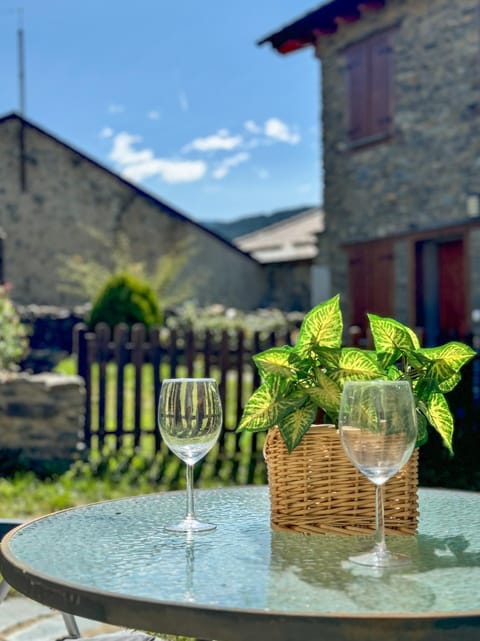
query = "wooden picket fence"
xmin=73 ymin=322 xmax=294 ymax=484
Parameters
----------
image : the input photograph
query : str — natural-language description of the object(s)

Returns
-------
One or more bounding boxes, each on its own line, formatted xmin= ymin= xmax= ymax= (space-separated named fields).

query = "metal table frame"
xmin=1 ymin=486 xmax=479 ymax=641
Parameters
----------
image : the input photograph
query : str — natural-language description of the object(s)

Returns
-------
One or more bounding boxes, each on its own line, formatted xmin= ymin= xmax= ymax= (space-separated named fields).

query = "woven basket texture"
xmin=264 ymin=424 xmax=419 ymax=535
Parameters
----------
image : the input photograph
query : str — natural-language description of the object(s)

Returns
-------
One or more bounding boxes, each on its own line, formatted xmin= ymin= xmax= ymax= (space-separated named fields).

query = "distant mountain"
xmin=205 ymin=205 xmax=315 ymax=241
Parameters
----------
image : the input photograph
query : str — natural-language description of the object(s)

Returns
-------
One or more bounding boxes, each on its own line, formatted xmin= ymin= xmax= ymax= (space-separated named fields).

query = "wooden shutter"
xmin=370 ymin=31 xmax=394 ymax=136
xmin=345 ymin=44 xmax=369 ymax=140
xmin=345 ymin=29 xmax=394 ymax=142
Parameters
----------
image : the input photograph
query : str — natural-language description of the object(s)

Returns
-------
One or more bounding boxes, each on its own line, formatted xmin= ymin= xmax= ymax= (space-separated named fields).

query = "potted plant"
xmin=238 ymin=295 xmax=475 ymax=534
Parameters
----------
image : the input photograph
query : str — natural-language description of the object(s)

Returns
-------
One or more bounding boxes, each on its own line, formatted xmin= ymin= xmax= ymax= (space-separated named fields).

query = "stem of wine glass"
xmin=185 ymin=463 xmax=195 ymax=520
xmin=374 ymin=483 xmax=387 ymax=558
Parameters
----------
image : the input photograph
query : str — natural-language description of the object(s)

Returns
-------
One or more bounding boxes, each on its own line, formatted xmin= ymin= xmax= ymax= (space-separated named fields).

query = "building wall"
xmin=0 ymin=117 xmax=266 ymax=309
xmin=261 ymin=261 xmax=313 ymax=311
xmin=315 ymin=0 xmax=480 ymax=318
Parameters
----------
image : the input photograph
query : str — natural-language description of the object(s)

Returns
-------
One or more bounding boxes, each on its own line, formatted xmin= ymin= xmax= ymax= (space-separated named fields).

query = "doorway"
xmin=416 ymin=238 xmax=466 ymax=345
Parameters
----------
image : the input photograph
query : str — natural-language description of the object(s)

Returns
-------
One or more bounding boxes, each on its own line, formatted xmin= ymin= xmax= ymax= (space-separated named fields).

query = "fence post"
xmin=74 ymin=323 xmax=88 ymax=380
xmin=96 ymin=323 xmax=111 ymax=448
xmin=131 ymin=323 xmax=146 ymax=449
xmin=150 ymin=326 xmax=162 ymax=452
xmin=114 ymin=323 xmax=129 ymax=450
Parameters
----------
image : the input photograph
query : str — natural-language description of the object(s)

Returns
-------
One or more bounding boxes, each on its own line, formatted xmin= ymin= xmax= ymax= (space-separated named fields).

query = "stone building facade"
xmin=261 ymin=0 xmax=480 ymax=344
xmin=0 ymin=113 xmax=266 ymax=309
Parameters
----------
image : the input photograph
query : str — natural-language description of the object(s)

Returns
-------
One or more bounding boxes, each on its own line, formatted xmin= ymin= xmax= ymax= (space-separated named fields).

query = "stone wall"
xmin=315 ymin=0 xmax=480 ymax=308
xmin=0 ymin=116 xmax=266 ymax=310
xmin=0 ymin=372 xmax=85 ymax=473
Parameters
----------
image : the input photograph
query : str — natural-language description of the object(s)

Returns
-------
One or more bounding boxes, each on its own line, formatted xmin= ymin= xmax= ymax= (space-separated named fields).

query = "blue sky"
xmin=0 ymin=0 xmax=323 ymax=223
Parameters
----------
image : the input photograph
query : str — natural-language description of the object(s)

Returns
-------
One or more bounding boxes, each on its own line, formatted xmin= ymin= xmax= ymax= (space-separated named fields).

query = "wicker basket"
xmin=263 ymin=424 xmax=419 ymax=535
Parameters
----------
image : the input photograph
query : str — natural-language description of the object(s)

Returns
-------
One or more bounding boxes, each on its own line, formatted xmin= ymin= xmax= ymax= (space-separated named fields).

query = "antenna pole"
xmin=17 ymin=9 xmax=25 ymax=115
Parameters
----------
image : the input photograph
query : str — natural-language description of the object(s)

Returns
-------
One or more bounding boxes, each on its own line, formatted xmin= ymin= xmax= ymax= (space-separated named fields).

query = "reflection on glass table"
xmin=1 ymin=487 xmax=479 ymax=641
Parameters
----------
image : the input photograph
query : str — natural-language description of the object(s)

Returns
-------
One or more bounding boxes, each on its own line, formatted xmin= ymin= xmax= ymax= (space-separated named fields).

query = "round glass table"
xmin=1 ymin=486 xmax=479 ymax=641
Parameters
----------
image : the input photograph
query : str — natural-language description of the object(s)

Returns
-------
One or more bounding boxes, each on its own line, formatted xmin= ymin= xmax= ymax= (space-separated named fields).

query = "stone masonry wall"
xmin=0 ymin=372 xmax=85 ymax=472
xmin=0 ymin=117 xmax=266 ymax=309
xmin=315 ymin=0 xmax=480 ymax=306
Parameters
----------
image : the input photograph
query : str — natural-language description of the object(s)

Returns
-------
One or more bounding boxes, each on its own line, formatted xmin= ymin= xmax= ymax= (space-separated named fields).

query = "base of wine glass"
xmin=349 ymin=546 xmax=411 ymax=568
xmin=164 ymin=515 xmax=216 ymax=534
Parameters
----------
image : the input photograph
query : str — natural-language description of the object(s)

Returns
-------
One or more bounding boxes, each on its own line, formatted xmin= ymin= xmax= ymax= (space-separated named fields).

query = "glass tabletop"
xmin=3 ymin=486 xmax=480 ymax=617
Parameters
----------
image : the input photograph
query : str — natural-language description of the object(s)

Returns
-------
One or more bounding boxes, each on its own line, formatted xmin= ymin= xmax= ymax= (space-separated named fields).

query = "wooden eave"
xmin=258 ymin=0 xmax=385 ymax=54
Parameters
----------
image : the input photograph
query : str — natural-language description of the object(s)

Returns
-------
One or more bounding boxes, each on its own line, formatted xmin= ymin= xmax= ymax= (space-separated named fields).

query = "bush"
xmin=0 ymin=285 xmax=29 ymax=369
xmin=89 ymin=273 xmax=162 ymax=329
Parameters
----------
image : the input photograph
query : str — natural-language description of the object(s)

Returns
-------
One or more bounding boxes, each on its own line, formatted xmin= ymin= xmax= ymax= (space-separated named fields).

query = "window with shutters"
xmin=344 ymin=29 xmax=395 ymax=144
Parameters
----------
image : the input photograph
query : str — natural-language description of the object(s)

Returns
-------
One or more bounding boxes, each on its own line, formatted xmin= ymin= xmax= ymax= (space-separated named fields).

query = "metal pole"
xmin=17 ymin=9 xmax=25 ymax=115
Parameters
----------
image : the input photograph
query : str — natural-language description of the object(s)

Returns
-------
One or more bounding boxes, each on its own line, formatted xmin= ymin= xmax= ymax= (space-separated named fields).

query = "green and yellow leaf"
xmin=253 ymin=346 xmax=296 ymax=379
xmin=424 ymin=393 xmax=454 ymax=453
xmin=237 ymin=380 xmax=295 ymax=433
xmin=368 ymin=314 xmax=420 ymax=359
xmin=330 ymin=348 xmax=383 ymax=385
xmin=278 ymin=400 xmax=318 ymax=452
xmin=420 ymin=342 xmax=475 ymax=373
xmin=295 ymin=295 xmax=342 ymax=358
xmin=415 ymin=411 xmax=428 ymax=447
xmin=306 ymin=369 xmax=342 ymax=420
xmin=311 ymin=346 xmax=341 ymax=370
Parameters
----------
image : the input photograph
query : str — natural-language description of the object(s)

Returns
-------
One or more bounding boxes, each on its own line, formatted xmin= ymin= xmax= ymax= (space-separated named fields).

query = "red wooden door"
xmin=438 ymin=240 xmax=466 ymax=339
xmin=348 ymin=240 xmax=394 ymax=332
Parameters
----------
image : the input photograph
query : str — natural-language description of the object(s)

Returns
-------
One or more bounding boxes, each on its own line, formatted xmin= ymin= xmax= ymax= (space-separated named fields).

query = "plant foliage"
xmin=89 ymin=273 xmax=162 ymax=329
xmin=0 ymin=285 xmax=29 ymax=370
xmin=238 ymin=295 xmax=475 ymax=453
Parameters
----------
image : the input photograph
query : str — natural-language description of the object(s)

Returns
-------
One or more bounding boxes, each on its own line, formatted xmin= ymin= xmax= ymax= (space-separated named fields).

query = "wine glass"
xmin=338 ymin=380 xmax=417 ymax=567
xmin=158 ymin=377 xmax=222 ymax=533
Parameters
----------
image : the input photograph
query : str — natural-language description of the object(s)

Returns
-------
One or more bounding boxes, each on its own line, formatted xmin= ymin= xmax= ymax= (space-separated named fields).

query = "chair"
xmin=0 ymin=518 xmax=82 ymax=638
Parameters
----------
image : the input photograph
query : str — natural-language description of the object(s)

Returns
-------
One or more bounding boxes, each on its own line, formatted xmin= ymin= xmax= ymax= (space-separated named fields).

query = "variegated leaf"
xmin=424 ymin=392 xmax=454 ymax=453
xmin=306 ymin=369 xmax=342 ymax=420
xmin=420 ymin=342 xmax=475 ymax=373
xmin=295 ymin=295 xmax=342 ymax=358
xmin=330 ymin=348 xmax=383 ymax=385
xmin=415 ymin=411 xmax=428 ymax=447
xmin=310 ymin=346 xmax=341 ymax=369
xmin=368 ymin=314 xmax=420 ymax=356
xmin=278 ymin=400 xmax=318 ymax=452
xmin=438 ymin=372 xmax=461 ymax=394
xmin=237 ymin=380 xmax=293 ymax=432
xmin=253 ymin=346 xmax=296 ymax=379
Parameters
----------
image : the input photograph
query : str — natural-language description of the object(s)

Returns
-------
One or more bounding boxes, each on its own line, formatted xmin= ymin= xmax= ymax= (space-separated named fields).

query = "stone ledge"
xmin=0 ymin=372 xmax=85 ymax=474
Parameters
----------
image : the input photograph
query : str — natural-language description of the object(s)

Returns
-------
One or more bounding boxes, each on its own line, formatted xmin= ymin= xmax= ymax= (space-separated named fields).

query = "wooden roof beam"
xmin=358 ymin=1 xmax=386 ymax=11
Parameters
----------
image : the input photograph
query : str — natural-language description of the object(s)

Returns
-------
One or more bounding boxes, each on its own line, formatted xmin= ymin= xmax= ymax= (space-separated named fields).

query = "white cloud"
xmin=123 ymin=159 xmax=206 ymax=183
xmin=244 ymin=119 xmax=261 ymax=134
xmin=147 ymin=110 xmax=160 ymax=120
xmin=264 ymin=118 xmax=300 ymax=144
xmin=212 ymin=152 xmax=249 ymax=179
xmin=183 ymin=129 xmax=243 ymax=153
xmin=99 ymin=127 xmax=114 ymax=139
xmin=109 ymin=132 xmax=152 ymax=165
xmin=178 ymin=90 xmax=189 ymax=112
xmin=109 ymin=131 xmax=206 ymax=184
xmin=108 ymin=103 xmax=125 ymax=114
